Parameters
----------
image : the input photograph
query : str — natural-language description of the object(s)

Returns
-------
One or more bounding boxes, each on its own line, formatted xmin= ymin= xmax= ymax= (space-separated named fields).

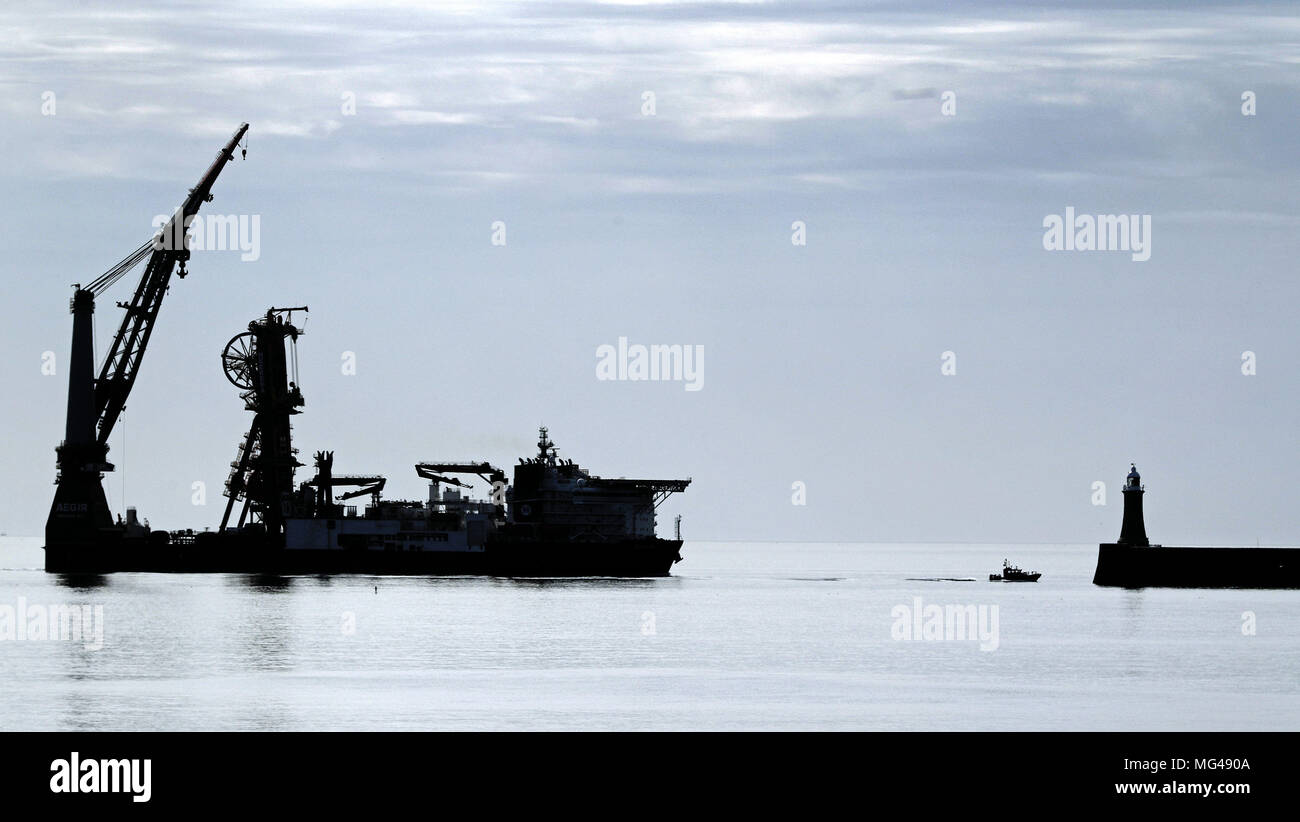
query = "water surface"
xmin=1 ymin=538 xmax=1294 ymax=731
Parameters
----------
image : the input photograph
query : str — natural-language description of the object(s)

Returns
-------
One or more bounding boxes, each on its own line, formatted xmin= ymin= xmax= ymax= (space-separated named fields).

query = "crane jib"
xmin=90 ymin=122 xmax=250 ymax=446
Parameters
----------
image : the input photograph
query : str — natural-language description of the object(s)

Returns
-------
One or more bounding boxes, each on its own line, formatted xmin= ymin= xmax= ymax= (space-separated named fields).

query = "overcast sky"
xmin=2 ymin=1 xmax=1298 ymax=544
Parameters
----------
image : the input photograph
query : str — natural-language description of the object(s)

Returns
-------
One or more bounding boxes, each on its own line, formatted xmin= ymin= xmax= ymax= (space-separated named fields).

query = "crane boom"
xmin=415 ymin=462 xmax=506 ymax=486
xmin=93 ymin=122 xmax=249 ymax=444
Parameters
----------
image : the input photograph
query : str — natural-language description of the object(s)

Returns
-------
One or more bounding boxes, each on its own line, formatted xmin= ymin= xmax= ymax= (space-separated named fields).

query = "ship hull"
xmin=1093 ymin=542 xmax=1300 ymax=588
xmin=44 ymin=535 xmax=683 ymax=577
xmin=486 ymin=538 xmax=681 ymax=577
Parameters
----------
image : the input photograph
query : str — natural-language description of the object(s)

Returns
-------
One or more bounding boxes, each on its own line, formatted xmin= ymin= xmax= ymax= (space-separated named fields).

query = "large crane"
xmin=46 ymin=123 xmax=249 ymax=563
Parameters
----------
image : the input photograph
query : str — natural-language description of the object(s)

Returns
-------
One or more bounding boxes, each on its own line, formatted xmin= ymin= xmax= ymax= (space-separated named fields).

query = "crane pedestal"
xmin=45 ymin=290 xmax=119 ymax=570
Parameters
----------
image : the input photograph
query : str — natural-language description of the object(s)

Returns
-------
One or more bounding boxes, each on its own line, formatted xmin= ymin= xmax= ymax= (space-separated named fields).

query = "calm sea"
xmin=0 ymin=537 xmax=1295 ymax=731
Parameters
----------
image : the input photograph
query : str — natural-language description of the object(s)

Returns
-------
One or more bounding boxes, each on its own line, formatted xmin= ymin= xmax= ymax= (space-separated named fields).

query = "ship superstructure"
xmin=504 ymin=428 xmax=689 ymax=542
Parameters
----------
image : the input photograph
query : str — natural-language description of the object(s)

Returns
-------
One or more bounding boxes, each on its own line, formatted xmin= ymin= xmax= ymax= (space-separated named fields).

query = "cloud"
xmin=389 ymin=109 xmax=487 ymax=126
xmin=1 ymin=0 xmax=1297 ymax=194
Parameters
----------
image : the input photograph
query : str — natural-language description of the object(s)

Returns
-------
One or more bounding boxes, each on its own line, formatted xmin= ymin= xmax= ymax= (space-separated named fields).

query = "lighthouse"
xmin=1118 ymin=463 xmax=1149 ymax=546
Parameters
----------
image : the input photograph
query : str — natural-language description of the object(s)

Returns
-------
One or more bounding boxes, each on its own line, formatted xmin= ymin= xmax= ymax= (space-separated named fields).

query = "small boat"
xmin=990 ymin=558 xmax=1041 ymax=582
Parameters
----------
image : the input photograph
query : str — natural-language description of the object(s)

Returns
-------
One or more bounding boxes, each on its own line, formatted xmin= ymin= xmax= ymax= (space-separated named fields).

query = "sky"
xmin=1 ymin=0 xmax=1298 ymax=544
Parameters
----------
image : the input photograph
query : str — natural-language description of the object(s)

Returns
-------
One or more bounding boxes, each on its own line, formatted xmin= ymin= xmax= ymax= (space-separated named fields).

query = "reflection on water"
xmin=52 ymin=573 xmax=111 ymax=591
xmin=232 ymin=573 xmax=294 ymax=592
xmin=228 ymin=576 xmax=295 ymax=673
xmin=496 ymin=576 xmax=669 ymax=590
xmin=1121 ymin=588 xmax=1146 ymax=637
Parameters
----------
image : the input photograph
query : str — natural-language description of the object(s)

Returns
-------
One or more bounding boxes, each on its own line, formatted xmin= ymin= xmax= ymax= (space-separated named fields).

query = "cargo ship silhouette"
xmin=43 ymin=124 xmax=690 ymax=576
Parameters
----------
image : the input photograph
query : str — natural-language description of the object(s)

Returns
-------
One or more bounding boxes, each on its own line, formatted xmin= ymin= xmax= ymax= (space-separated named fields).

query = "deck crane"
xmin=301 ymin=451 xmax=387 ymax=512
xmin=46 ymin=123 xmax=250 ymax=563
xmin=416 ymin=462 xmax=506 ymax=505
xmin=414 ymin=462 xmax=507 ymax=489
